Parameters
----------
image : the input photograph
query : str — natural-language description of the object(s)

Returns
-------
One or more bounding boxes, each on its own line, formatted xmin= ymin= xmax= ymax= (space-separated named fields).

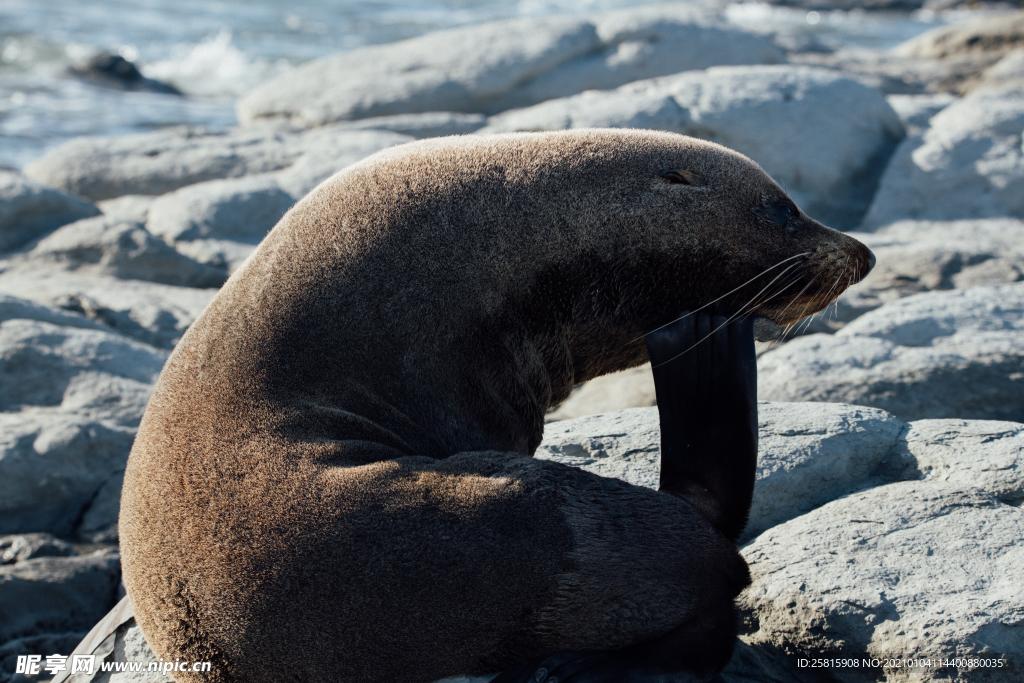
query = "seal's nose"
xmin=851 ymin=247 xmax=875 ymax=284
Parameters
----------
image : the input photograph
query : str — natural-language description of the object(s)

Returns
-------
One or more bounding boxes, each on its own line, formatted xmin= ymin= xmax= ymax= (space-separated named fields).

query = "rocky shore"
xmin=1 ymin=3 xmax=1022 ymax=682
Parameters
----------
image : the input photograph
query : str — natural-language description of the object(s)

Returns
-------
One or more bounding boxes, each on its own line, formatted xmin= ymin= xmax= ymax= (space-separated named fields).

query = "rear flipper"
xmin=492 ymin=313 xmax=757 ymax=683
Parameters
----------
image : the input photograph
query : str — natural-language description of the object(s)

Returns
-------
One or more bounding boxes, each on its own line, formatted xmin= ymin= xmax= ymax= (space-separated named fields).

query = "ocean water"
xmin=0 ymin=0 xmax=983 ymax=169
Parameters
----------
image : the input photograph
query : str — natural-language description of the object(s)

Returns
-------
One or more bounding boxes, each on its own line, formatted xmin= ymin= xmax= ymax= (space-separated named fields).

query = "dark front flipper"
xmin=645 ymin=312 xmax=758 ymax=543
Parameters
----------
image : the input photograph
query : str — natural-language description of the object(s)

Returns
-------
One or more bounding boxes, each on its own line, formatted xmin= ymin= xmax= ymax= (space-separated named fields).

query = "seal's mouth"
xmin=752 ymin=316 xmax=783 ymax=342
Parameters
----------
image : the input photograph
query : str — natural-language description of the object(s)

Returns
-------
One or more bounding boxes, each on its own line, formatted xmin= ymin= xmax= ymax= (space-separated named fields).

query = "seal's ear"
xmin=660 ymin=169 xmax=701 ymax=185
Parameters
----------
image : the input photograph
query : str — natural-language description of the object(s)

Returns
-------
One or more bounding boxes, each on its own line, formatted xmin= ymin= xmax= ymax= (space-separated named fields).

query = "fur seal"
xmin=120 ymin=129 xmax=874 ymax=683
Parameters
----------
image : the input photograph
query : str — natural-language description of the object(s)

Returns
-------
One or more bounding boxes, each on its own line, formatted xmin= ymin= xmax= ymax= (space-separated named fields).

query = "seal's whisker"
xmin=743 ymin=258 xmax=826 ymax=313
xmin=719 ymin=259 xmax=818 ymax=321
xmin=633 ymin=251 xmax=813 ymax=343
xmin=650 ymin=257 xmax=824 ymax=368
xmin=774 ymin=269 xmax=828 ymax=325
xmin=820 ymin=257 xmax=849 ymax=306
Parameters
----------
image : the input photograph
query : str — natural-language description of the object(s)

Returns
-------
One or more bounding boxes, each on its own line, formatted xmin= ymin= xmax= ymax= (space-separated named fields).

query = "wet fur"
xmin=120 ymin=130 xmax=872 ymax=682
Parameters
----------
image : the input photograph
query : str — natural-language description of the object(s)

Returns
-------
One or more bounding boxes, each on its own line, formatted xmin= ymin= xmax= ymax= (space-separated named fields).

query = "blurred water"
xmin=0 ymin=0 xmax=982 ymax=169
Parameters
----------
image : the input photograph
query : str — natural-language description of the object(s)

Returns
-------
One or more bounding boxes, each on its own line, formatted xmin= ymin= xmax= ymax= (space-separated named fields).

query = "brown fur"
xmin=120 ymin=130 xmax=871 ymax=683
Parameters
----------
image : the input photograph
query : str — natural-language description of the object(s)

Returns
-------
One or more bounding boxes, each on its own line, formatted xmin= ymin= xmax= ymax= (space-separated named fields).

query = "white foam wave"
xmin=143 ymin=30 xmax=293 ymax=99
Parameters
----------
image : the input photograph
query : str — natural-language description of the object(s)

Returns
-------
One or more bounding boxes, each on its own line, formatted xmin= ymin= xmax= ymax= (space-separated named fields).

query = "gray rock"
xmin=94 ymin=195 xmax=156 ymax=223
xmin=0 ymin=268 xmax=217 ymax=349
xmin=739 ymin=481 xmax=1024 ymax=678
xmin=0 ymin=321 xmax=162 ymax=423
xmin=860 ymin=89 xmax=1024 ymax=229
xmin=0 ymin=172 xmax=99 ymax=252
xmin=481 ymin=65 xmax=903 ymax=230
xmin=91 ymin=619 xmax=173 ymax=683
xmin=789 ymin=46 xmax=975 ymax=96
xmin=146 ymin=174 xmax=295 ymax=243
xmin=145 ymin=129 xmax=412 ymax=244
xmin=23 ymin=123 xmax=412 ymax=209
xmin=238 ymin=17 xmax=600 ymax=125
xmin=537 ymin=407 xmax=662 ymax=490
xmin=77 ymin=472 xmax=125 ymax=544
xmin=0 ymin=318 xmax=164 ymax=415
xmin=169 ymin=239 xmax=257 ymax=276
xmin=758 ymin=284 xmax=1024 ymax=423
xmin=546 ymin=365 xmax=656 ymax=422
xmin=972 ymin=48 xmax=1024 ymax=96
xmin=0 ymin=534 xmax=74 ymax=565
xmin=0 ymin=632 xmax=87 ymax=683
xmin=894 ymin=11 xmax=1024 ymax=63
xmin=21 ymin=126 xmax=304 ymax=201
xmin=270 ymin=129 xmax=414 ymax=198
xmin=0 ymin=410 xmax=137 ymax=536
xmin=482 ymin=8 xmax=786 ymax=115
xmin=538 ymin=403 xmax=907 ymax=542
xmin=236 ymin=8 xmax=783 ymax=127
xmin=884 ymin=93 xmax=958 ymax=136
xmin=836 ymin=219 xmax=1024 ymax=323
xmin=887 ymin=419 xmax=1024 ymax=506
xmin=329 ymin=112 xmax=488 ymax=138
xmin=0 ymin=295 xmax=107 ymax=333
xmin=26 ymin=216 xmax=226 ymax=288
xmin=745 ymin=402 xmax=906 ymax=543
xmin=0 ymin=413 xmax=134 ymax=536
xmin=0 ymin=314 xmax=165 ymax=534
xmin=0 ymin=550 xmax=121 ymax=644
xmin=839 ymin=281 xmax=1024 ymax=346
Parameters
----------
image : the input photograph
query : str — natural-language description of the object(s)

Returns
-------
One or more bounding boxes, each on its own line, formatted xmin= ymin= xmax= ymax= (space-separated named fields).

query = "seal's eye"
xmin=752 ymin=197 xmax=800 ymax=228
xmin=660 ymin=169 xmax=699 ymax=185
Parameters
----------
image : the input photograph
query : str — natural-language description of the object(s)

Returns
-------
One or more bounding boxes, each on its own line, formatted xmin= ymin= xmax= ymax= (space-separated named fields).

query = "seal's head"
xmin=395 ymin=129 xmax=873 ymax=382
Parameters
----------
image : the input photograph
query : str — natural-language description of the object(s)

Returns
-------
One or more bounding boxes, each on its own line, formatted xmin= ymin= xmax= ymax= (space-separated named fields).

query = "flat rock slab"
xmin=861 ymin=88 xmax=1024 ymax=229
xmin=894 ymin=11 xmax=1024 ymax=64
xmin=759 ymin=283 xmax=1024 ymax=423
xmin=0 ymin=171 xmax=99 ymax=253
xmin=0 ymin=550 xmax=121 ymax=645
xmin=22 ymin=126 xmax=304 ymax=202
xmin=481 ymin=65 xmax=903 ymax=230
xmin=545 ymin=364 xmax=657 ymax=422
xmin=0 ymin=317 xmax=165 ymax=415
xmin=144 ymin=129 xmax=411 ymax=244
xmin=1 ymin=533 xmax=74 ymax=564
xmin=885 ymin=94 xmax=958 ymax=136
xmin=887 ymin=419 xmax=1024 ymax=507
xmin=22 ymin=125 xmax=411 ymax=205
xmin=0 ymin=314 xmax=165 ymax=535
xmin=739 ymin=480 xmax=1024 ymax=681
xmin=0 ymin=267 xmax=217 ymax=349
xmin=973 ymin=48 xmax=1024 ymax=96
xmin=838 ymin=219 xmax=1024 ymax=323
xmin=236 ymin=7 xmax=783 ymax=127
xmin=23 ymin=215 xmax=226 ymax=289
